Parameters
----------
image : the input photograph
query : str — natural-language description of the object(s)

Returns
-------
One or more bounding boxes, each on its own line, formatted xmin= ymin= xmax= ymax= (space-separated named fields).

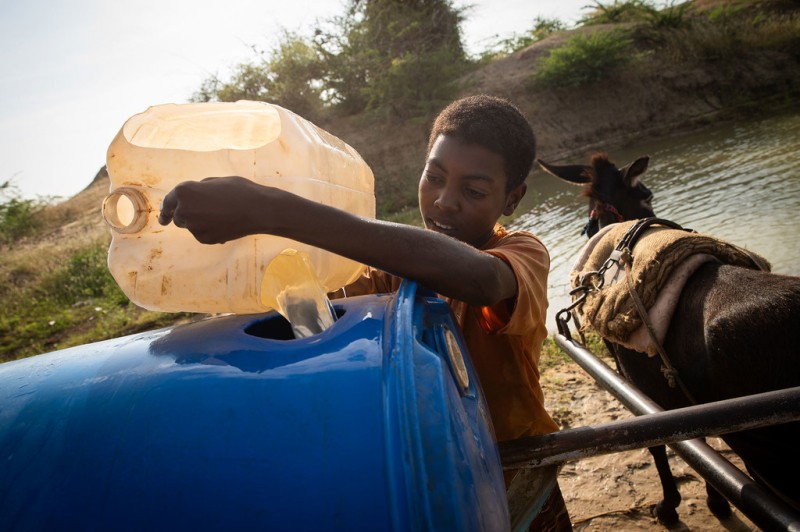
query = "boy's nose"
xmin=434 ymin=188 xmax=459 ymax=212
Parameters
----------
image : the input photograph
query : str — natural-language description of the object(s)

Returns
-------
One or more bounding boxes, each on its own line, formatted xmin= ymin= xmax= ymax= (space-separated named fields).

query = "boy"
xmin=159 ymin=95 xmax=571 ymax=530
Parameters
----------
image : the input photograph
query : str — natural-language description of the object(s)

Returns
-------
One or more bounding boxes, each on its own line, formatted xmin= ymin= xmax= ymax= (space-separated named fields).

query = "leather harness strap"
xmin=616 ymin=218 xmax=697 ymax=403
xmin=589 ymin=203 xmax=625 ymax=224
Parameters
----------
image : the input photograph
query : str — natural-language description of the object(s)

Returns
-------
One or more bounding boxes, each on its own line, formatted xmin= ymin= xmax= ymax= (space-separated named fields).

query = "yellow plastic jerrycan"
xmin=102 ymin=101 xmax=375 ymax=314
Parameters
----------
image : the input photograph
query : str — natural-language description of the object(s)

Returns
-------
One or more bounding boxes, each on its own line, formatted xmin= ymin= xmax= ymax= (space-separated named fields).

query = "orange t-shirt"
xmin=338 ymin=225 xmax=558 ymax=442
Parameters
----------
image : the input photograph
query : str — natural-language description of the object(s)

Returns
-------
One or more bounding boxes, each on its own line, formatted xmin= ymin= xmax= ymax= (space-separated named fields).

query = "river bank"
xmin=327 ymin=2 xmax=800 ymax=220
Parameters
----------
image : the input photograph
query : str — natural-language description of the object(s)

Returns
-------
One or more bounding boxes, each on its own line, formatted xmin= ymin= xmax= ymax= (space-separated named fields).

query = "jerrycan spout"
xmin=261 ymin=249 xmax=337 ymax=338
xmin=103 ymin=187 xmax=150 ymax=234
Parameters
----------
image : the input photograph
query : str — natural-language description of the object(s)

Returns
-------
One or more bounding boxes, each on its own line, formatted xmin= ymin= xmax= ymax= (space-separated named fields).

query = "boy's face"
xmin=418 ymin=134 xmax=526 ymax=249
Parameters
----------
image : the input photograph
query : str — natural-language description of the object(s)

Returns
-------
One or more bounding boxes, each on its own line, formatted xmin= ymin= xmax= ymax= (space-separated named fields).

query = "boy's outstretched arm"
xmin=158 ymin=177 xmax=517 ymax=307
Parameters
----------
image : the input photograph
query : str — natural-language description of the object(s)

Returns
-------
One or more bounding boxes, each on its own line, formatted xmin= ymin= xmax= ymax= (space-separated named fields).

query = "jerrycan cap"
xmin=103 ymin=187 xmax=150 ymax=234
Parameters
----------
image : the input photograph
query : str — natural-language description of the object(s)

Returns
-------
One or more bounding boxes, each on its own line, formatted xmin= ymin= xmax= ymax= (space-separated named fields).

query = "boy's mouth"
xmin=430 ymin=219 xmax=456 ymax=232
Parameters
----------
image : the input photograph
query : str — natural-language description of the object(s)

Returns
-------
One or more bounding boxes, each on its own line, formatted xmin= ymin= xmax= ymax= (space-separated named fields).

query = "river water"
xmin=509 ymin=111 xmax=800 ymax=332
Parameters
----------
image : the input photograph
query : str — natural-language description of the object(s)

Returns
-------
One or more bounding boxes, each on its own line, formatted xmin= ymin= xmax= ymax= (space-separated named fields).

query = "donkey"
xmin=539 ymin=153 xmax=655 ymax=237
xmin=538 ymin=153 xmax=800 ymax=525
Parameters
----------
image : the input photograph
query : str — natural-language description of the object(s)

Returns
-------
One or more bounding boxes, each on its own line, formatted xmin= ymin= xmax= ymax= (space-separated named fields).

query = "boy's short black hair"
xmin=427 ymin=95 xmax=536 ymax=192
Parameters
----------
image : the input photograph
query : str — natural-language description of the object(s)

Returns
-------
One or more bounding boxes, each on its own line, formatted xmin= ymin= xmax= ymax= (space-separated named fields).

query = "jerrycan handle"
xmin=103 ymin=187 xmax=150 ymax=234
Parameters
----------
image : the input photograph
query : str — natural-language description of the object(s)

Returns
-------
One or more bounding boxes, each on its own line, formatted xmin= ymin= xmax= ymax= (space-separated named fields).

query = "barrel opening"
xmin=246 ymin=308 xmax=346 ymax=340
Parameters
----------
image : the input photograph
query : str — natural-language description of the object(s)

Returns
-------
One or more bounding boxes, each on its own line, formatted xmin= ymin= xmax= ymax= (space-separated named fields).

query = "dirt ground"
xmin=540 ymin=359 xmax=759 ymax=531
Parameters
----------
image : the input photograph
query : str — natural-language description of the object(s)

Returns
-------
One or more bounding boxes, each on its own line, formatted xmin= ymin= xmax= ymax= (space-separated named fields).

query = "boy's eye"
xmin=425 ymin=173 xmax=444 ymax=185
xmin=466 ymin=188 xmax=487 ymax=199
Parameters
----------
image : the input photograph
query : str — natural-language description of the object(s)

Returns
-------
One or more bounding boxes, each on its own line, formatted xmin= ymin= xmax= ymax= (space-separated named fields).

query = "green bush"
xmin=39 ymin=241 xmax=129 ymax=306
xmin=0 ymin=181 xmax=45 ymax=246
xmin=658 ymin=11 xmax=800 ymax=62
xmin=192 ymin=32 xmax=325 ymax=120
xmin=643 ymin=0 xmax=692 ymax=29
xmin=580 ymin=0 xmax=652 ymax=25
xmin=706 ymin=3 xmax=748 ymax=23
xmin=533 ymin=29 xmax=635 ymax=88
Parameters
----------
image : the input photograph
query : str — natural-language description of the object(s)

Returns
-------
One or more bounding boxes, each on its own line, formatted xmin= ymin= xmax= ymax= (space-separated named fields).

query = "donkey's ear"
xmin=536 ymin=158 xmax=591 ymax=185
xmin=620 ymin=156 xmax=650 ymax=186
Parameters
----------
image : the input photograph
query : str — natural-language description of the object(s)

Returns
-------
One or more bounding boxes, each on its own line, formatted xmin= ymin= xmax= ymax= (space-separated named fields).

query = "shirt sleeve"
xmin=480 ymin=232 xmax=550 ymax=336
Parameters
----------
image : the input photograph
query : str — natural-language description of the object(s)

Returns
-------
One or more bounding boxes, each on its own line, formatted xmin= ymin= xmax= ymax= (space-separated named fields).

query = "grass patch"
xmin=537 ymin=1 xmax=798 ymax=92
xmin=532 ymin=29 xmax=636 ymax=88
xmin=39 ymin=242 xmax=130 ymax=306
xmin=644 ymin=1 xmax=693 ymax=29
xmin=0 ymin=238 xmax=194 ymax=362
xmin=540 ymin=336 xmax=574 ymax=370
xmin=659 ymin=11 xmax=800 ymax=61
xmin=580 ymin=0 xmax=653 ymax=25
xmin=540 ymin=330 xmax=612 ymax=371
xmin=0 ymin=180 xmax=75 ymax=248
xmin=0 ymin=181 xmax=47 ymax=247
xmin=580 ymin=0 xmax=691 ymax=28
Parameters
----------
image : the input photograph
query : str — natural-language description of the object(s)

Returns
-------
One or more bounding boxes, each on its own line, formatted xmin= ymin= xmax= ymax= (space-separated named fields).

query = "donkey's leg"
xmin=648 ymin=445 xmax=681 ymax=525
xmin=705 ymin=482 xmax=731 ymax=518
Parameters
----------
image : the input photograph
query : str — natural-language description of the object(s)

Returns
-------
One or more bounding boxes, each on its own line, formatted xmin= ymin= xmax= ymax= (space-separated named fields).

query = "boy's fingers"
xmin=158 ymin=192 xmax=178 ymax=226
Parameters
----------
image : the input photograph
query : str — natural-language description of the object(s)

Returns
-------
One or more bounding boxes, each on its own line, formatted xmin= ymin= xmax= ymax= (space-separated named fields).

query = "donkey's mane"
xmin=580 ymin=151 xmax=612 ymax=199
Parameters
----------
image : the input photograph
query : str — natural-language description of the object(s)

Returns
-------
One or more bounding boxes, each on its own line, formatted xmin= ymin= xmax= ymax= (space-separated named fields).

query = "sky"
xmin=0 ymin=0 xmax=590 ymax=201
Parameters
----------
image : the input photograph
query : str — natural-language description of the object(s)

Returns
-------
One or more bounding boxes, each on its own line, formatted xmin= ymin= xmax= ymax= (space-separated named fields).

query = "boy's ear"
xmin=503 ymin=183 xmax=527 ymax=216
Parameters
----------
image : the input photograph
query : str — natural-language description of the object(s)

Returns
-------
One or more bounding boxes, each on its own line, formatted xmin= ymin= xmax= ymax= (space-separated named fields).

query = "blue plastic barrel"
xmin=0 ymin=281 xmax=509 ymax=531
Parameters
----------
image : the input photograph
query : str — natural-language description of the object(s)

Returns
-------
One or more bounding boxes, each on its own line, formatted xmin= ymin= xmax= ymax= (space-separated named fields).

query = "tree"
xmin=314 ymin=0 xmax=468 ymax=117
xmin=192 ymin=32 xmax=325 ymax=120
xmin=192 ymin=1 xmax=468 ymax=120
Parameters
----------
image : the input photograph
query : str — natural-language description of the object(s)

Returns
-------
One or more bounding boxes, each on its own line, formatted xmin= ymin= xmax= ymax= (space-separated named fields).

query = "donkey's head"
xmin=538 ymin=152 xmax=655 ymax=237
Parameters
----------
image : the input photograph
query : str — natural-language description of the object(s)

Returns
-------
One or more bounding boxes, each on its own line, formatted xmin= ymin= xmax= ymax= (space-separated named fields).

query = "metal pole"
xmin=551 ymin=334 xmax=800 ymax=532
xmin=500 ymin=386 xmax=800 ymax=468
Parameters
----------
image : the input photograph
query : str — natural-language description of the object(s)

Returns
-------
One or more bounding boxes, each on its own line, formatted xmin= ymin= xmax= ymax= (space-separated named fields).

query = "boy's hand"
xmin=158 ymin=176 xmax=272 ymax=244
